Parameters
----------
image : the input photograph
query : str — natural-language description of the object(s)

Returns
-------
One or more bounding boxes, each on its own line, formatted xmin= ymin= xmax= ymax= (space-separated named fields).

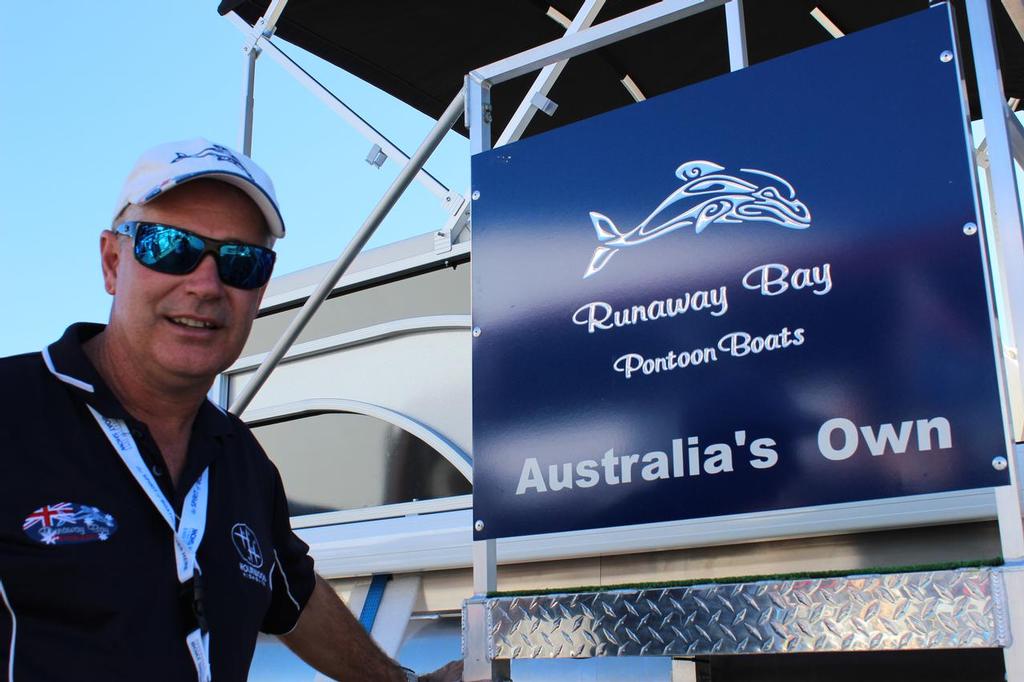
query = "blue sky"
xmin=2 ymin=4 xmax=1018 ymax=362
xmin=0 ymin=2 xmax=469 ymax=357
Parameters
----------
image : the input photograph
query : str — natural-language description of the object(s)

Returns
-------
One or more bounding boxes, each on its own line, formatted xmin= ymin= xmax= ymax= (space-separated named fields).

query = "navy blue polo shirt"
xmin=0 ymin=323 xmax=316 ymax=681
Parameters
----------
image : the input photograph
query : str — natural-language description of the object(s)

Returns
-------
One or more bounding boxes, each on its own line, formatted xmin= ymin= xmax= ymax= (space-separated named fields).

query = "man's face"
xmin=100 ymin=180 xmax=273 ymax=389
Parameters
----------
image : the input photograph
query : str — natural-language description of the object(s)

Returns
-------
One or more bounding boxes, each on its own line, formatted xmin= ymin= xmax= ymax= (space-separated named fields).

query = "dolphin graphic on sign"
xmin=583 ymin=161 xmax=811 ymax=278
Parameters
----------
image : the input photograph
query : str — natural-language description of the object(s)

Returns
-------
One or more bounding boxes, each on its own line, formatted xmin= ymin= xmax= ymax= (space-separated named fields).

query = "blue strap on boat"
xmin=359 ymin=573 xmax=393 ymax=631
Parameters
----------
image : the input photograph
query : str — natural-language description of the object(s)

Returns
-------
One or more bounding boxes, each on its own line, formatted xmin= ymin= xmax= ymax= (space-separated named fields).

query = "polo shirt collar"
xmin=43 ymin=322 xmax=234 ymax=438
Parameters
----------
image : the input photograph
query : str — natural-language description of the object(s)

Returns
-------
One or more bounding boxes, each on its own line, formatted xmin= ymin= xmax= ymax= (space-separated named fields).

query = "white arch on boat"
xmin=241 ymin=397 xmax=473 ymax=482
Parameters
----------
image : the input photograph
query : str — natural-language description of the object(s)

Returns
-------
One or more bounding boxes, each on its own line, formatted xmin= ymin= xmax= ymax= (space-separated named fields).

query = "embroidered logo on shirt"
xmin=22 ymin=502 xmax=118 ymax=545
xmin=232 ymin=523 xmax=267 ymax=587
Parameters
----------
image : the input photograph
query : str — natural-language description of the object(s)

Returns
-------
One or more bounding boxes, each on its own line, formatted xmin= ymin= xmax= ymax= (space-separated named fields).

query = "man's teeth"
xmin=171 ymin=317 xmax=215 ymax=329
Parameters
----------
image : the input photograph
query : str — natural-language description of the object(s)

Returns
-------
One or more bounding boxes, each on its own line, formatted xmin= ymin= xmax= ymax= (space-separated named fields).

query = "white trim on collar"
xmin=41 ymin=347 xmax=94 ymax=393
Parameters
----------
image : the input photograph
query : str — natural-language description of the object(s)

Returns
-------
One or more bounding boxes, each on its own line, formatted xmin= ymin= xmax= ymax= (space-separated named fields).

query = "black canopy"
xmin=218 ymin=1 xmax=1024 ymax=137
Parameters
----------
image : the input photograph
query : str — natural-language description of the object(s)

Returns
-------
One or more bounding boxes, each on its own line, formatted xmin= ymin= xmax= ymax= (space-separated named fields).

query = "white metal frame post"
xmin=724 ymin=0 xmax=747 ymax=71
xmin=965 ymin=1 xmax=1024 ymax=678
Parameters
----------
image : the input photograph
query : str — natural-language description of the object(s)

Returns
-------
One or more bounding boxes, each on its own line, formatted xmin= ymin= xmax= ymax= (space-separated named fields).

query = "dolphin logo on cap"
xmin=172 ymin=143 xmax=255 ymax=181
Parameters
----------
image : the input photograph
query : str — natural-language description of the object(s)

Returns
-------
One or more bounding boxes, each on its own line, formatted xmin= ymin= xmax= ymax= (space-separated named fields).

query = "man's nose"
xmin=184 ymin=253 xmax=225 ymax=296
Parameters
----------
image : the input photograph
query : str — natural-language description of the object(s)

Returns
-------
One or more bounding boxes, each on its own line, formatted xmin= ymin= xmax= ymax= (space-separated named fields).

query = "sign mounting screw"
xmin=472 ymin=190 xmax=481 ymax=200
xmin=993 ymin=456 xmax=1008 ymax=471
xmin=474 ymin=520 xmax=485 ymax=531
xmin=940 ymin=50 xmax=953 ymax=63
xmin=963 ymin=222 xmax=978 ymax=236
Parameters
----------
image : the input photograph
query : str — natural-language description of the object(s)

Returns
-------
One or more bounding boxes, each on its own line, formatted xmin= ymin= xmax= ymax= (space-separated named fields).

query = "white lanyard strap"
xmin=88 ymin=405 xmax=212 ymax=682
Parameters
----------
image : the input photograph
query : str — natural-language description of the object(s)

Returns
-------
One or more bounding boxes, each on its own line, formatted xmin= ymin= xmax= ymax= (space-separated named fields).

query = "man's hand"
xmin=417 ymin=660 xmax=463 ymax=681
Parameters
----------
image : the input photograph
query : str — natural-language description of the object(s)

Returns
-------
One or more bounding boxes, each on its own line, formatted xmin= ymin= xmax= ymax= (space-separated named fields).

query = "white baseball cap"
xmin=113 ymin=137 xmax=285 ymax=238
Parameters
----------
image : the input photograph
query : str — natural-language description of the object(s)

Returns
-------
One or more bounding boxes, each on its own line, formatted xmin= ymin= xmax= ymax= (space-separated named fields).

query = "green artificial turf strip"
xmin=489 ymin=556 xmax=1003 ymax=597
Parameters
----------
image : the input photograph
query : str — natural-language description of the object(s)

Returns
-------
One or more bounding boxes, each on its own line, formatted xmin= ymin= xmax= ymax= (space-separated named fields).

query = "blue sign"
xmin=471 ymin=6 xmax=1010 ymax=540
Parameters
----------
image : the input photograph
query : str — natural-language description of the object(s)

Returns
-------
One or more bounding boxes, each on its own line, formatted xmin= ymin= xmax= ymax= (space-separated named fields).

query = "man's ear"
xmin=99 ymin=231 xmax=123 ymax=295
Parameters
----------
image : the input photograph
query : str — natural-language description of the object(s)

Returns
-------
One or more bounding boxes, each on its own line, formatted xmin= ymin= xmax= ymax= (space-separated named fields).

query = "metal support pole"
xmin=236 ymin=0 xmax=291 ymax=156
xmin=965 ymin=1 xmax=1024 ymax=678
xmin=724 ymin=0 xmax=747 ymax=71
xmin=224 ymin=12 xmax=454 ymax=203
xmin=465 ymin=61 xmax=501 ymax=682
xmin=464 ymin=75 xmax=496 ymax=680
xmin=239 ymin=46 xmax=258 ymax=156
xmin=228 ymin=88 xmax=466 ymax=415
xmin=464 ymin=539 xmax=505 ymax=682
xmin=472 ymin=539 xmax=497 ymax=595
xmin=977 ymin=152 xmax=1024 ymax=436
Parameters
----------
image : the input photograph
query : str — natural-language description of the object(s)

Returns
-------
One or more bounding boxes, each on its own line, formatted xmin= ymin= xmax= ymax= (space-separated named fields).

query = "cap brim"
xmin=132 ymin=170 xmax=286 ymax=238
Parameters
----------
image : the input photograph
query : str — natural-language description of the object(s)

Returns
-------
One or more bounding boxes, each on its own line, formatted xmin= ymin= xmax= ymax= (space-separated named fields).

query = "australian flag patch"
xmin=22 ymin=502 xmax=117 ymax=545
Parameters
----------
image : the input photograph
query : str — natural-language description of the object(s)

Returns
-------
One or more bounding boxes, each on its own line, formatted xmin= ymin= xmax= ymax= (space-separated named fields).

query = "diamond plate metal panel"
xmin=485 ymin=568 xmax=1010 ymax=658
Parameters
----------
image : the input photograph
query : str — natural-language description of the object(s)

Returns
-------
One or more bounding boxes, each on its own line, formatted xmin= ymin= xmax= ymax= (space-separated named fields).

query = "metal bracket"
xmin=241 ymin=40 xmax=262 ymax=58
xmin=246 ymin=0 xmax=290 ymax=50
xmin=433 ymin=194 xmax=470 ymax=254
xmin=971 ymin=98 xmax=1024 ymax=171
xmin=531 ymin=93 xmax=558 ymax=117
xmin=366 ymin=143 xmax=387 ymax=168
xmin=976 ymin=138 xmax=990 ymax=169
xmin=810 ymin=7 xmax=845 ymax=39
xmin=463 ymin=596 xmax=510 ymax=682
xmin=242 ymin=16 xmax=272 ymax=56
xmin=621 ymin=74 xmax=646 ymax=102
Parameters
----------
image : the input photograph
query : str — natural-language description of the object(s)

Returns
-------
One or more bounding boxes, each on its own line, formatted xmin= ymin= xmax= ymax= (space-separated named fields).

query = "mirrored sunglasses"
xmin=114 ymin=221 xmax=276 ymax=290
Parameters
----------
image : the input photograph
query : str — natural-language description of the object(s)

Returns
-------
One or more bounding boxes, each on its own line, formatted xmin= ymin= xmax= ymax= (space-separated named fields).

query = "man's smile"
xmin=168 ymin=315 xmax=220 ymax=330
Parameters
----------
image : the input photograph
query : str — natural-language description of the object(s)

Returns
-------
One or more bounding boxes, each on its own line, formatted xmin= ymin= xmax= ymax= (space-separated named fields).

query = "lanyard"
xmin=88 ymin=405 xmax=212 ymax=682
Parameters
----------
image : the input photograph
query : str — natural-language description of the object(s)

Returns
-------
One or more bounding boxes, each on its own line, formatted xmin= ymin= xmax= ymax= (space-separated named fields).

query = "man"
xmin=0 ymin=138 xmax=462 ymax=681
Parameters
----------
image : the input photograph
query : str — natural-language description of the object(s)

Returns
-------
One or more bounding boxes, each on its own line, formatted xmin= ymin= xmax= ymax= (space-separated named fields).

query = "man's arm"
xmin=280 ymin=574 xmax=462 ymax=682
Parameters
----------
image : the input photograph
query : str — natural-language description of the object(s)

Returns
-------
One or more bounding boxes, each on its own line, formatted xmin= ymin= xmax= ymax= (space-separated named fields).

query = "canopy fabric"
xmin=219 ymin=0 xmax=1024 ymax=136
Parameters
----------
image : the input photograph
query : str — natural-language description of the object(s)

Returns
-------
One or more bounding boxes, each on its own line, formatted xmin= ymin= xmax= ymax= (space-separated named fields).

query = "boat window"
xmin=252 ymin=412 xmax=472 ymax=517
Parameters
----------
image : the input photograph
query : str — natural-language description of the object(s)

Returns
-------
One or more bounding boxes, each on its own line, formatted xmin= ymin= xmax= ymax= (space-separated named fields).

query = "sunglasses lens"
xmin=217 ymin=244 xmax=276 ymax=289
xmin=134 ymin=225 xmax=204 ymax=275
xmin=129 ymin=223 xmax=275 ymax=290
